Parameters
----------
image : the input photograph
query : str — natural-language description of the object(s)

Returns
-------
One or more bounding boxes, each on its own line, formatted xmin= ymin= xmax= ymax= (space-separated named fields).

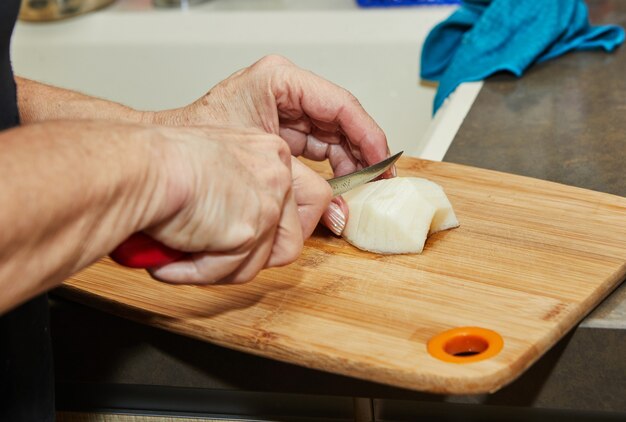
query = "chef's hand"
xmin=149 ymin=125 xmax=331 ymax=284
xmin=150 ymin=55 xmax=393 ymax=235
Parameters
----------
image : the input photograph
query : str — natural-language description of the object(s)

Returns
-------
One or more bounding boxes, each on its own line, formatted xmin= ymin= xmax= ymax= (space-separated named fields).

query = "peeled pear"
xmin=406 ymin=178 xmax=459 ymax=235
xmin=341 ymin=177 xmax=459 ymax=254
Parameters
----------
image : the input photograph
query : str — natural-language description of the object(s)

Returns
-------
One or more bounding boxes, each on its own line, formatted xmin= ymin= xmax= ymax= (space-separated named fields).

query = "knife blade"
xmin=110 ymin=151 xmax=403 ymax=269
xmin=328 ymin=151 xmax=403 ymax=196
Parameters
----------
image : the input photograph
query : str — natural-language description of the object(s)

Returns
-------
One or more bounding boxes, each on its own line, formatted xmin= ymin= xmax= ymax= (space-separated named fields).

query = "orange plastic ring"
xmin=427 ymin=326 xmax=503 ymax=363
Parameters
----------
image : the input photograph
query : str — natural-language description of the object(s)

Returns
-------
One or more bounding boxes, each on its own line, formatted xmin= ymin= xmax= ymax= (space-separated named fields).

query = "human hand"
xmin=151 ymin=55 xmax=393 ymax=235
xmin=145 ymin=125 xmax=331 ymax=284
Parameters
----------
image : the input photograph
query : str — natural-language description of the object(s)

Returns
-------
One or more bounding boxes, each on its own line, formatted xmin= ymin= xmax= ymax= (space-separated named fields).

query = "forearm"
xmin=16 ymin=77 xmax=151 ymax=124
xmin=0 ymin=120 xmax=180 ymax=313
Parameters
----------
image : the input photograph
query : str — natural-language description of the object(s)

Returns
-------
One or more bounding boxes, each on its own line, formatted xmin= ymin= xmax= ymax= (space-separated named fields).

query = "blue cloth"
xmin=421 ymin=0 xmax=625 ymax=113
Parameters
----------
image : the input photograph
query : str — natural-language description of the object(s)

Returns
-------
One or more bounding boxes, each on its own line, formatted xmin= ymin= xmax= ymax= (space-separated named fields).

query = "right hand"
xmin=144 ymin=125 xmax=331 ymax=284
xmin=150 ymin=55 xmax=393 ymax=235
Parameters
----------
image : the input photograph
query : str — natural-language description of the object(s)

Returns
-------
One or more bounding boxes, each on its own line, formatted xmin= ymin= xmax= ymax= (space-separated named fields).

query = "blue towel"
xmin=421 ymin=0 xmax=625 ymax=113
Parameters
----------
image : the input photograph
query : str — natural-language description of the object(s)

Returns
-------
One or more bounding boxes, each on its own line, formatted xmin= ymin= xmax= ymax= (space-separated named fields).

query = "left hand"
xmin=150 ymin=55 xmax=393 ymax=235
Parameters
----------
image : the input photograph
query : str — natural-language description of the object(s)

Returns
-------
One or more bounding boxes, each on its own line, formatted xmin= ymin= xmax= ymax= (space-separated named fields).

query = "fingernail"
xmin=326 ymin=202 xmax=346 ymax=236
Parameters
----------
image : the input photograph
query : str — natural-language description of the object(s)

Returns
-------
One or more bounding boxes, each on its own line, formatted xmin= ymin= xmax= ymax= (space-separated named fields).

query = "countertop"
xmin=444 ymin=0 xmax=626 ymax=332
xmin=433 ymin=3 xmax=626 ymax=414
xmin=51 ymin=1 xmax=625 ymax=420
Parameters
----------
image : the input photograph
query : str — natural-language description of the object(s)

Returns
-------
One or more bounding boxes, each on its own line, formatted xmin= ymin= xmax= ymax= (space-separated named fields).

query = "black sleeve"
xmin=0 ymin=1 xmax=55 ymax=421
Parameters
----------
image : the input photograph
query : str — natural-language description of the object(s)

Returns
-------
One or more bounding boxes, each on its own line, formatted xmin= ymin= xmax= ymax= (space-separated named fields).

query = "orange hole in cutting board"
xmin=427 ymin=327 xmax=503 ymax=363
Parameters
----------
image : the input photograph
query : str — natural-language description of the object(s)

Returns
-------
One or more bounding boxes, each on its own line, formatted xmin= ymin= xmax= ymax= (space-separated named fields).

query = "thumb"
xmin=321 ymin=196 xmax=348 ymax=236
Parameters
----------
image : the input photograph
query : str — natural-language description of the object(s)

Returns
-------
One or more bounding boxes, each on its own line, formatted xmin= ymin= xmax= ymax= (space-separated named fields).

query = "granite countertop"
xmin=51 ymin=0 xmax=626 ymax=418
xmin=444 ymin=0 xmax=626 ymax=331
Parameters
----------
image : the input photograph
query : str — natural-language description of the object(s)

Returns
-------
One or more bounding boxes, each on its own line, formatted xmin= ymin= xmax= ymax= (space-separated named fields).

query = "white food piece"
xmin=341 ymin=177 xmax=459 ymax=254
xmin=407 ymin=178 xmax=459 ymax=235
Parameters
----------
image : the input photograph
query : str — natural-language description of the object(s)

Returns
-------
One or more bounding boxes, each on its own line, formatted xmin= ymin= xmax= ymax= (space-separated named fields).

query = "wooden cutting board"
xmin=61 ymin=157 xmax=626 ymax=394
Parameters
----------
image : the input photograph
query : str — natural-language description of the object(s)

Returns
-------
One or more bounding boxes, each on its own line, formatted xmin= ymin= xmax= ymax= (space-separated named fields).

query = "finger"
xmin=279 ymin=116 xmax=313 ymax=135
xmin=279 ymin=126 xmax=307 ymax=156
xmin=273 ymin=67 xmax=390 ymax=167
xmin=290 ymin=158 xmax=333 ymax=239
xmin=321 ymin=196 xmax=349 ymax=236
xmin=265 ymin=187 xmax=304 ymax=268
xmin=381 ymin=143 xmax=396 ymax=179
xmin=148 ymin=250 xmax=249 ymax=284
xmin=302 ymin=134 xmax=333 ymax=161
xmin=309 ymin=127 xmax=345 ymax=148
xmin=278 ymin=129 xmax=361 ymax=178
xmin=221 ymin=225 xmax=278 ymax=284
xmin=327 ymin=142 xmax=360 ymax=177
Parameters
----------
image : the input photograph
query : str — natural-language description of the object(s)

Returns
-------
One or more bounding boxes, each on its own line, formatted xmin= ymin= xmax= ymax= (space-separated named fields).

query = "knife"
xmin=328 ymin=151 xmax=402 ymax=196
xmin=110 ymin=151 xmax=403 ymax=269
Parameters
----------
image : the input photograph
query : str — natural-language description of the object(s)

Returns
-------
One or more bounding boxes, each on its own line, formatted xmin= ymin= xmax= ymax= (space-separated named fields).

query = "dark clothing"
xmin=0 ymin=296 xmax=55 ymax=421
xmin=0 ymin=0 xmax=20 ymax=130
xmin=1 ymin=0 xmax=56 ymax=420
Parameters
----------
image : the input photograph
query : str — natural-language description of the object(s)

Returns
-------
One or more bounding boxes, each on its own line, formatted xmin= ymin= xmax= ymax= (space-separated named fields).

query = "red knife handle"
xmin=110 ymin=232 xmax=188 ymax=268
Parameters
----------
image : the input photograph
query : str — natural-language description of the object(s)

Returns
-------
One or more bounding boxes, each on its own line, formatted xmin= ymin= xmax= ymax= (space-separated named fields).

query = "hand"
xmin=152 ymin=55 xmax=393 ymax=235
xmin=146 ymin=125 xmax=331 ymax=284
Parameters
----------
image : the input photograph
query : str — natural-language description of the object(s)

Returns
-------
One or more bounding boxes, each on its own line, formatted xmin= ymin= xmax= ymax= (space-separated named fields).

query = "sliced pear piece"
xmin=341 ymin=177 xmax=459 ymax=254
xmin=405 ymin=177 xmax=459 ymax=235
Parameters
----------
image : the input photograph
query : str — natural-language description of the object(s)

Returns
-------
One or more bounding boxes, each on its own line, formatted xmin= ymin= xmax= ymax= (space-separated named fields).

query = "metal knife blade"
xmin=327 ymin=151 xmax=403 ymax=197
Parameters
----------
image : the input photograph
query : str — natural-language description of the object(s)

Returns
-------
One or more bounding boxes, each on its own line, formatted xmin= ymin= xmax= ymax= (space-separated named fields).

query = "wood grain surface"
xmin=61 ymin=157 xmax=626 ymax=394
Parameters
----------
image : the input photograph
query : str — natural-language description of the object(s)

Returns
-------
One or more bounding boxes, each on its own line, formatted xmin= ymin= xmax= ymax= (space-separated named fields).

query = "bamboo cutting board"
xmin=61 ymin=157 xmax=626 ymax=394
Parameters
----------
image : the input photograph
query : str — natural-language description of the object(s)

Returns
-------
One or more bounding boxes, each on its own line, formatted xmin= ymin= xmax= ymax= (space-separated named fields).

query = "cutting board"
xmin=61 ymin=157 xmax=626 ymax=394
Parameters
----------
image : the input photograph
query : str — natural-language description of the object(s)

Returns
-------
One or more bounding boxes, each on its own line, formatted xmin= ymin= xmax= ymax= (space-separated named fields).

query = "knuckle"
xmin=263 ymin=161 xmax=291 ymax=196
xmin=344 ymin=88 xmax=363 ymax=108
xmin=262 ymin=138 xmax=293 ymax=189
xmin=264 ymin=200 xmax=283 ymax=227
xmin=256 ymin=54 xmax=292 ymax=69
xmin=265 ymin=133 xmax=291 ymax=158
xmin=232 ymin=224 xmax=257 ymax=251
xmin=277 ymin=142 xmax=292 ymax=165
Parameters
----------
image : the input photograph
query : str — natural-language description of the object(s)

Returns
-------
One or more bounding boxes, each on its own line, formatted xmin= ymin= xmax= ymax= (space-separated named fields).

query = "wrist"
xmin=150 ymin=108 xmax=187 ymax=126
xmin=140 ymin=126 xmax=194 ymax=230
xmin=151 ymin=100 xmax=215 ymax=127
xmin=137 ymin=110 xmax=156 ymax=125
